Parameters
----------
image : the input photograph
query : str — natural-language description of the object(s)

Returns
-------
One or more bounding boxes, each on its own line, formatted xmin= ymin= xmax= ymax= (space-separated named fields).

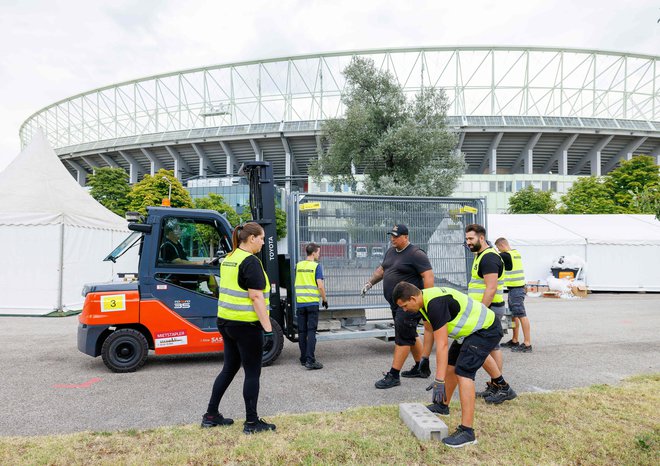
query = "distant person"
xmin=159 ymin=219 xmax=207 ymax=265
xmin=361 ymin=224 xmax=435 ymax=389
xmin=393 ymin=281 xmax=512 ymax=448
xmin=202 ymin=222 xmax=276 ymax=434
xmin=295 ymin=243 xmax=328 ymax=370
xmin=464 ymin=223 xmax=517 ymax=404
xmin=495 ymin=237 xmax=532 ymax=352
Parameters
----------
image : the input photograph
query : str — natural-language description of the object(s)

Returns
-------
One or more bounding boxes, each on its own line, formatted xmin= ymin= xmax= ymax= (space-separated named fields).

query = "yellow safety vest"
xmin=217 ymin=248 xmax=270 ymax=322
xmin=504 ymin=249 xmax=525 ymax=288
xmin=295 ymin=260 xmax=320 ymax=304
xmin=468 ymin=247 xmax=504 ymax=304
xmin=419 ymin=287 xmax=494 ymax=339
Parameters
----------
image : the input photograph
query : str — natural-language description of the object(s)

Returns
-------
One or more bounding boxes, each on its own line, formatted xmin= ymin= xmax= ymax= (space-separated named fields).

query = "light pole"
xmin=162 ymin=176 xmax=172 ymax=206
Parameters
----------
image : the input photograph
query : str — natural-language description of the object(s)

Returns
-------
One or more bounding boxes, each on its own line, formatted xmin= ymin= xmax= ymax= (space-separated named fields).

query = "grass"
xmin=1 ymin=374 xmax=658 ymax=465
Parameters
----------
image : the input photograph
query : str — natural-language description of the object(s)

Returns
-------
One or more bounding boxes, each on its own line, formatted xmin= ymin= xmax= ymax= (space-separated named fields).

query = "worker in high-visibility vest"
xmin=295 ymin=242 xmax=328 ymax=370
xmin=393 ymin=281 xmax=514 ymax=448
xmin=465 ymin=223 xmax=517 ymax=405
xmin=496 ymin=237 xmax=532 ymax=353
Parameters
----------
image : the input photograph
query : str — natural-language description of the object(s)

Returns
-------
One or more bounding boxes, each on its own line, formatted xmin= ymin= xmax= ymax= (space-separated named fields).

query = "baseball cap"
xmin=387 ymin=224 xmax=409 ymax=237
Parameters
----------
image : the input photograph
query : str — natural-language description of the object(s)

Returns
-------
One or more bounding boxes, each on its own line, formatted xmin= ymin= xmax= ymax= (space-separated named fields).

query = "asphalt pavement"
xmin=1 ymin=293 xmax=658 ymax=436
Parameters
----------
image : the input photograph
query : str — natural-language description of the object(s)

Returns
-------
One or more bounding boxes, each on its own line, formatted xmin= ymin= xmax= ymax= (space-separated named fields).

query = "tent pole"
xmin=56 ymin=223 xmax=64 ymax=311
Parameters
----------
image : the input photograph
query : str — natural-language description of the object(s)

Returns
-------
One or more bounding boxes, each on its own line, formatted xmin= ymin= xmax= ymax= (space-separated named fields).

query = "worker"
xmin=361 ymin=224 xmax=435 ymax=389
xmin=295 ymin=242 xmax=328 ymax=370
xmin=393 ymin=281 xmax=512 ymax=448
xmin=159 ymin=218 xmax=207 ymax=265
xmin=495 ymin=237 xmax=532 ymax=352
xmin=465 ymin=223 xmax=517 ymax=404
xmin=202 ymin=222 xmax=276 ymax=434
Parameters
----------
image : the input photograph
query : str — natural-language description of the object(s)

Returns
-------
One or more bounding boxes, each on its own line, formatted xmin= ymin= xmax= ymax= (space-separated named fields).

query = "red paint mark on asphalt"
xmin=53 ymin=377 xmax=102 ymax=389
xmin=621 ymin=320 xmax=633 ymax=324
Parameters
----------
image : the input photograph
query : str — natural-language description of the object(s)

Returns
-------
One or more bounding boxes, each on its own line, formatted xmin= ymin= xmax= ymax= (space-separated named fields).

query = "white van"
xmin=355 ymin=246 xmax=368 ymax=258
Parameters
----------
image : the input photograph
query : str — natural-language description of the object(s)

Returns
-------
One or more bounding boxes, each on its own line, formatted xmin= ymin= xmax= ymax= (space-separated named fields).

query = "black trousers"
xmin=297 ymin=304 xmax=320 ymax=363
xmin=207 ymin=322 xmax=263 ymax=422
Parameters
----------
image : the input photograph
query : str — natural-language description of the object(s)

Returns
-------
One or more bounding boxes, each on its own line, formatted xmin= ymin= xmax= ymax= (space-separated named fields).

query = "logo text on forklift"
xmin=155 ymin=330 xmax=188 ymax=348
xmin=174 ymin=300 xmax=191 ymax=309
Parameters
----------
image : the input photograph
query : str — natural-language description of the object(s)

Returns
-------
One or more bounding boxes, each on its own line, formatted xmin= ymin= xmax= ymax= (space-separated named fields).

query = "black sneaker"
xmin=512 ymin=344 xmax=532 ymax=353
xmin=442 ymin=425 xmax=477 ymax=448
xmin=375 ymin=372 xmax=401 ymax=389
xmin=501 ymin=339 xmax=519 ymax=348
xmin=401 ymin=362 xmax=422 ymax=378
xmin=243 ymin=418 xmax=276 ymax=434
xmin=299 ymin=358 xmax=306 ymax=366
xmin=484 ymin=384 xmax=518 ymax=404
xmin=305 ymin=360 xmax=323 ymax=370
xmin=201 ymin=413 xmax=234 ymax=428
xmin=419 ymin=359 xmax=431 ymax=378
xmin=476 ymin=381 xmax=498 ymax=398
xmin=426 ymin=403 xmax=450 ymax=416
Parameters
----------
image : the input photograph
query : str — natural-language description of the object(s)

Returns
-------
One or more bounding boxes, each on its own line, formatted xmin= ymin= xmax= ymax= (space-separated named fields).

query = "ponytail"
xmin=231 ymin=222 xmax=264 ymax=251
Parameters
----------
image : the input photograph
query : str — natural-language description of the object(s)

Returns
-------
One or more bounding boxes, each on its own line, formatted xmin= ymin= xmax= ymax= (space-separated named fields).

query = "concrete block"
xmin=317 ymin=319 xmax=341 ymax=331
xmin=399 ymin=403 xmax=448 ymax=441
xmin=318 ymin=309 xmax=366 ymax=319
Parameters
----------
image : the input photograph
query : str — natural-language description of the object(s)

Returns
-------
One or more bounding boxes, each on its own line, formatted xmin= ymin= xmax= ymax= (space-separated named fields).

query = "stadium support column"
xmin=570 ymin=135 xmax=613 ymax=176
xmin=512 ymin=132 xmax=541 ymax=174
xmin=542 ymin=133 xmax=578 ymax=175
xmin=480 ymin=132 xmax=503 ymax=174
xmin=192 ymin=143 xmax=216 ymax=178
xmin=118 ymin=150 xmax=142 ymax=184
xmin=220 ymin=141 xmax=237 ymax=175
xmin=65 ymin=160 xmax=88 ymax=186
xmin=250 ymin=139 xmax=263 ymax=162
xmin=140 ymin=148 xmax=163 ymax=176
xmin=652 ymin=144 xmax=660 ymax=166
xmin=80 ymin=156 xmax=99 ymax=174
xmin=99 ymin=154 xmax=119 ymax=169
xmin=602 ymin=137 xmax=647 ymax=173
xmin=165 ymin=145 xmax=191 ymax=180
xmin=281 ymin=136 xmax=292 ymax=193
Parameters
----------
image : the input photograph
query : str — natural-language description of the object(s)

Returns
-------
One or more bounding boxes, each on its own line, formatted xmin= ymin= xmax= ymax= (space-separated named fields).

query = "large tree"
xmin=194 ymin=193 xmax=241 ymax=226
xmin=311 ymin=57 xmax=465 ymax=196
xmin=240 ymin=208 xmax=287 ymax=239
xmin=87 ymin=167 xmax=131 ymax=216
xmin=507 ymin=186 xmax=557 ymax=214
xmin=604 ymin=155 xmax=660 ymax=212
xmin=126 ymin=169 xmax=193 ymax=214
xmin=560 ymin=176 xmax=622 ymax=214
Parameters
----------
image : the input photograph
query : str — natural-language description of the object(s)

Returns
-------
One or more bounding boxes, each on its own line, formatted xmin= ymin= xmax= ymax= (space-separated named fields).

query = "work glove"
xmin=361 ymin=282 xmax=372 ymax=297
xmin=322 ymin=300 xmax=328 ymax=310
xmin=263 ymin=331 xmax=274 ymax=353
xmin=426 ymin=378 xmax=447 ymax=406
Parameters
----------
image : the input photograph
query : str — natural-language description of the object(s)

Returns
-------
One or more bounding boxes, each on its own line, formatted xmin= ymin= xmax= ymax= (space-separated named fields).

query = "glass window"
xmin=542 ymin=181 xmax=550 ymax=191
xmin=489 ymin=181 xmax=497 ymax=192
xmin=550 ymin=181 xmax=558 ymax=192
xmin=158 ymin=217 xmax=228 ymax=267
xmin=531 ymin=181 xmax=542 ymax=190
xmin=515 ymin=181 xmax=524 ymax=191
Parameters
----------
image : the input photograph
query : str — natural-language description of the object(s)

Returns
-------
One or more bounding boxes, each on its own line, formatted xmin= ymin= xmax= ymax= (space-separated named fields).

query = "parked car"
xmin=355 ymin=246 xmax=368 ymax=258
xmin=371 ymin=246 xmax=384 ymax=258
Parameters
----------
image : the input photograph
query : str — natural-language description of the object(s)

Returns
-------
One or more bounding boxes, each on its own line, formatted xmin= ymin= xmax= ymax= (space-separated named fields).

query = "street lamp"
xmin=162 ymin=176 xmax=172 ymax=207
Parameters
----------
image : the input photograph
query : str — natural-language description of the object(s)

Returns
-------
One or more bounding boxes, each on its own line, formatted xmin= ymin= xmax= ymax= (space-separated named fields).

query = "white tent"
xmin=0 ymin=131 xmax=132 ymax=315
xmin=488 ymin=214 xmax=660 ymax=292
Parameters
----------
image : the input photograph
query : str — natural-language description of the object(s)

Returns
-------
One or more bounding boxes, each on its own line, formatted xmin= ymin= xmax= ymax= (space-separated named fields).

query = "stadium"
xmin=19 ymin=46 xmax=660 ymax=212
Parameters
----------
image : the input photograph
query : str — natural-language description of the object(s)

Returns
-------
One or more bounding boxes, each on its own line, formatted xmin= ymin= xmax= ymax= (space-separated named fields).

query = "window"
xmin=515 ymin=181 xmax=524 ymax=191
xmin=158 ymin=217 xmax=227 ymax=267
xmin=550 ymin=181 xmax=558 ymax=192
xmin=489 ymin=181 xmax=497 ymax=192
xmin=542 ymin=181 xmax=550 ymax=191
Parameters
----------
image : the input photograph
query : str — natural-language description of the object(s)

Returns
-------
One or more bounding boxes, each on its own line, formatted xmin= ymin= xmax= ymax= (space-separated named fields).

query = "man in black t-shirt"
xmin=361 ymin=224 xmax=435 ymax=389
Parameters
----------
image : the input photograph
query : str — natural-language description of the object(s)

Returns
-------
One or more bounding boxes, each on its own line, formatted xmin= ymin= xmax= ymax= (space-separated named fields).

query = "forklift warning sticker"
xmin=100 ymin=294 xmax=126 ymax=312
xmin=155 ymin=330 xmax=188 ymax=348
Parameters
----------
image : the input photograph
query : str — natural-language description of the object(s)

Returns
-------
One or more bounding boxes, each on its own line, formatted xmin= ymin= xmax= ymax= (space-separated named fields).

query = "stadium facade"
xmin=19 ymin=47 xmax=660 ymax=212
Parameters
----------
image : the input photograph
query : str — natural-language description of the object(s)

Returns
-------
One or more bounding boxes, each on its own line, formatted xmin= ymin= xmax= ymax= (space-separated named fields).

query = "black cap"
xmin=387 ymin=224 xmax=409 ymax=237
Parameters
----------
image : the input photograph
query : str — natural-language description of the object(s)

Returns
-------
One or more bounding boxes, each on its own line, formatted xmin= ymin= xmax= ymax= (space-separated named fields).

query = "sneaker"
xmin=419 ymin=358 xmax=431 ymax=378
xmin=426 ymin=403 xmax=450 ymax=416
xmin=401 ymin=362 xmax=422 ymax=378
xmin=305 ymin=360 xmax=323 ymax=370
xmin=201 ymin=413 xmax=234 ymax=428
xmin=299 ymin=359 xmax=306 ymax=366
xmin=512 ymin=344 xmax=532 ymax=353
xmin=476 ymin=381 xmax=498 ymax=398
xmin=501 ymin=339 xmax=519 ymax=348
xmin=375 ymin=372 xmax=401 ymax=389
xmin=442 ymin=425 xmax=477 ymax=448
xmin=243 ymin=418 xmax=276 ymax=434
xmin=484 ymin=384 xmax=518 ymax=404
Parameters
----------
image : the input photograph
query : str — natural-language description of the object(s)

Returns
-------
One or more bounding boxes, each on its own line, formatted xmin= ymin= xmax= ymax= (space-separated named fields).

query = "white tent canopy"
xmin=0 ymin=131 xmax=132 ymax=315
xmin=488 ymin=214 xmax=660 ymax=292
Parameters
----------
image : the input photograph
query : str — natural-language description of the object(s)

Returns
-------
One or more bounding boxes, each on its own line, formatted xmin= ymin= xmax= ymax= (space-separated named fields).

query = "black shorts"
xmin=448 ymin=319 xmax=503 ymax=380
xmin=507 ymin=287 xmax=527 ymax=317
xmin=392 ymin=305 xmax=422 ymax=346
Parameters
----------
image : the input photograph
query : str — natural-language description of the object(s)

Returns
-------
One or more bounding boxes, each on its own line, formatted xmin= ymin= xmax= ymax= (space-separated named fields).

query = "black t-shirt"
xmin=381 ymin=244 xmax=432 ymax=304
xmin=499 ymin=251 xmax=513 ymax=271
xmin=160 ymin=239 xmax=188 ymax=262
xmin=477 ymin=249 xmax=505 ymax=307
xmin=424 ymin=295 xmax=461 ymax=331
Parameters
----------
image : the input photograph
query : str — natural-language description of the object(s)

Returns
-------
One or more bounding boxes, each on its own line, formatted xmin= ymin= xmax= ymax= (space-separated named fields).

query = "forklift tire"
xmin=262 ymin=318 xmax=284 ymax=367
xmin=101 ymin=328 xmax=149 ymax=373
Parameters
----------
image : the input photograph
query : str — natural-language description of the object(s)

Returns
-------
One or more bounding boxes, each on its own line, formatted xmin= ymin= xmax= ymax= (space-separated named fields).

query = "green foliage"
xmin=560 ymin=177 xmax=622 ymax=214
xmin=87 ymin=167 xmax=131 ymax=216
xmin=240 ymin=207 xmax=288 ymax=239
xmin=507 ymin=186 xmax=557 ymax=213
xmin=126 ymin=169 xmax=193 ymax=214
xmin=310 ymin=57 xmax=465 ymax=196
xmin=604 ymin=155 xmax=660 ymax=213
xmin=193 ymin=193 xmax=241 ymax=226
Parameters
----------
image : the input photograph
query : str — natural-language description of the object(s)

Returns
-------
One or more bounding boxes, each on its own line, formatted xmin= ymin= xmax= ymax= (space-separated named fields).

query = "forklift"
xmin=77 ymin=162 xmax=292 ymax=372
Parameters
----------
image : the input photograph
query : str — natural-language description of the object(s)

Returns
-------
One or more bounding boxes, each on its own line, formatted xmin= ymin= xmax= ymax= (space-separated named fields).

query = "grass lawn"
xmin=1 ymin=374 xmax=658 ymax=465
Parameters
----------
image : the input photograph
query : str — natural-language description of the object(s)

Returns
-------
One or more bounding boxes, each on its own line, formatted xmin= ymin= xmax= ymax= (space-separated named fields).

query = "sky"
xmin=0 ymin=0 xmax=658 ymax=171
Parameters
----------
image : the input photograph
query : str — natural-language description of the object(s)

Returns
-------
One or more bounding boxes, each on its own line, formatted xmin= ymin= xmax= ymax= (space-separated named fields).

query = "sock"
xmin=390 ymin=368 xmax=400 ymax=378
xmin=459 ymin=424 xmax=474 ymax=434
xmin=492 ymin=376 xmax=506 ymax=386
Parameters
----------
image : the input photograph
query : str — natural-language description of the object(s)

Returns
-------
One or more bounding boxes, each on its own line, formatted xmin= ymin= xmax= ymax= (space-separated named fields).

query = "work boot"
xmin=201 ymin=412 xmax=234 ymax=428
xmin=512 ymin=344 xmax=532 ymax=353
xmin=305 ymin=360 xmax=323 ymax=370
xmin=299 ymin=358 xmax=306 ymax=366
xmin=476 ymin=381 xmax=498 ymax=398
xmin=375 ymin=372 xmax=401 ymax=389
xmin=426 ymin=403 xmax=450 ymax=416
xmin=243 ymin=418 xmax=276 ymax=434
xmin=442 ymin=425 xmax=477 ymax=448
xmin=484 ymin=384 xmax=518 ymax=404
xmin=401 ymin=362 xmax=422 ymax=378
xmin=500 ymin=339 xmax=519 ymax=348
xmin=419 ymin=358 xmax=431 ymax=378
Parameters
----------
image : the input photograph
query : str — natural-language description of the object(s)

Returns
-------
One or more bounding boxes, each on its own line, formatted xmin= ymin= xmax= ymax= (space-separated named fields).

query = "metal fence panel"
xmin=287 ymin=193 xmax=486 ymax=319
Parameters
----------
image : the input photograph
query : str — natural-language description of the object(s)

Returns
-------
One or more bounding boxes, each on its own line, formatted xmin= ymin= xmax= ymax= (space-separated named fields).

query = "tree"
xmin=193 ymin=193 xmax=241 ymax=226
xmin=126 ymin=169 xmax=193 ymax=214
xmin=310 ymin=57 xmax=465 ymax=196
xmin=240 ymin=207 xmax=288 ymax=239
xmin=560 ymin=177 xmax=622 ymax=214
xmin=604 ymin=155 xmax=660 ymax=212
xmin=87 ymin=167 xmax=131 ymax=216
xmin=507 ymin=186 xmax=557 ymax=214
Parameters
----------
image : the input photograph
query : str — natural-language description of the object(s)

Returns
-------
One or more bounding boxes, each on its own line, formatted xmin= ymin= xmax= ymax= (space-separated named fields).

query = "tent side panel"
xmin=586 ymin=244 xmax=660 ymax=292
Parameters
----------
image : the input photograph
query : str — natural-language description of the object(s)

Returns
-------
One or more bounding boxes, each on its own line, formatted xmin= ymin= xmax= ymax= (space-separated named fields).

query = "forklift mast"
xmin=240 ymin=161 xmax=284 ymax=325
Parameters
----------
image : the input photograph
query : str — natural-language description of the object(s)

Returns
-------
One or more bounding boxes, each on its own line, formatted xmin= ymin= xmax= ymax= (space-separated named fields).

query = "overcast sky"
xmin=0 ymin=0 xmax=658 ymax=171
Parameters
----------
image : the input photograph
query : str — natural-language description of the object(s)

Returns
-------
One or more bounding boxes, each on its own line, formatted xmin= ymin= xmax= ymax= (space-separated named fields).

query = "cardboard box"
xmin=571 ymin=284 xmax=588 ymax=298
xmin=543 ymin=291 xmax=561 ymax=299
